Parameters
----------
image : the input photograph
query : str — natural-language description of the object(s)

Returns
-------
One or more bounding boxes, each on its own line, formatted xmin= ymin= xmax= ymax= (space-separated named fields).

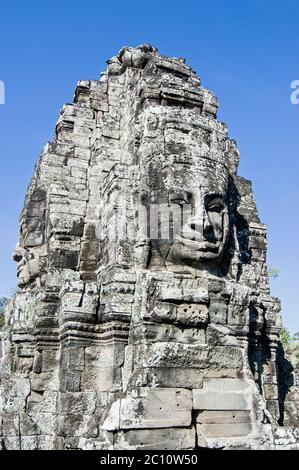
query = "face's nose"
xmin=203 ymin=211 xmax=212 ymax=231
xmin=203 ymin=210 xmax=218 ymax=243
xmin=179 ymin=191 xmax=204 ymax=242
xmin=190 ymin=192 xmax=215 ymax=242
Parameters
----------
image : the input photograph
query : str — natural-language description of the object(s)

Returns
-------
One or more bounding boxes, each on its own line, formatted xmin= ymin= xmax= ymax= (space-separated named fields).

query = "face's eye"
xmin=207 ymin=204 xmax=223 ymax=213
xmin=171 ymin=198 xmax=189 ymax=206
xmin=206 ymin=197 xmax=225 ymax=213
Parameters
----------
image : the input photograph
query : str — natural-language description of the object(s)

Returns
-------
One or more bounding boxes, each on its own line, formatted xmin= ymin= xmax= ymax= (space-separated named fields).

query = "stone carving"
xmin=13 ymin=188 xmax=47 ymax=289
xmin=142 ymin=163 xmax=230 ymax=274
xmin=0 ymin=45 xmax=298 ymax=450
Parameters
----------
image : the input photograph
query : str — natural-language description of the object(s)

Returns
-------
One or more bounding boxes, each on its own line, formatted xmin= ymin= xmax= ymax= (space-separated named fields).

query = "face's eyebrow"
xmin=170 ymin=189 xmax=191 ymax=196
xmin=204 ymin=192 xmax=226 ymax=202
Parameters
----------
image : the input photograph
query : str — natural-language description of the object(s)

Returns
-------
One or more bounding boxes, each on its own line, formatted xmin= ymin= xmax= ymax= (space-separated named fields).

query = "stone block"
xmin=203 ymin=378 xmax=250 ymax=392
xmin=149 ymin=302 xmax=177 ymax=323
xmin=27 ymin=391 xmax=44 ymax=412
xmin=2 ymin=414 xmax=19 ymax=436
xmin=37 ymin=436 xmax=64 ymax=450
xmin=130 ymin=367 xmax=204 ymax=389
xmin=1 ymin=377 xmax=30 ymax=413
xmin=206 ymin=324 xmax=239 ymax=346
xmin=3 ymin=436 xmax=21 ymax=450
xmin=57 ymin=414 xmax=90 ymax=437
xmin=266 ymin=400 xmax=280 ymax=420
xmin=49 ymin=249 xmax=79 ymax=270
xmin=264 ymin=384 xmax=278 ymax=400
xmin=207 ymin=346 xmax=243 ymax=370
xmin=21 ymin=436 xmax=38 ymax=450
xmin=103 ymin=268 xmax=136 ymax=285
xmin=61 ymin=347 xmax=85 ymax=371
xmin=134 ymin=342 xmax=209 ymax=369
xmin=41 ymin=349 xmax=58 ymax=372
xmin=20 ymin=413 xmax=40 ymax=436
xmin=81 ymin=366 xmax=122 ymax=392
xmin=115 ymin=427 xmax=196 ymax=450
xmin=263 ymin=362 xmax=277 ymax=376
xmin=85 ymin=344 xmax=125 ymax=368
xmin=100 ymin=400 xmax=121 ymax=431
xmin=181 ymin=280 xmax=209 ymax=303
xmin=193 ymin=390 xmax=250 ymax=410
xmin=81 ymin=241 xmax=99 ymax=261
xmin=28 ymin=389 xmax=58 ymax=413
xmin=196 ymin=422 xmax=251 ymax=438
xmin=197 ymin=410 xmax=250 ymax=424
xmin=208 ymin=299 xmax=228 ymax=325
xmin=96 ymin=391 xmax=109 ymax=407
xmin=59 ymin=392 xmax=97 ymax=415
xmin=65 ymin=437 xmax=80 ymax=449
xmin=132 ymin=323 xmax=205 ymax=345
xmin=79 ymin=430 xmax=114 ymax=450
xmin=176 ymin=303 xmax=208 ymax=326
xmin=120 ymin=388 xmax=192 ymax=429
xmin=31 ymin=372 xmax=54 ymax=393
xmin=227 ymin=305 xmax=247 ymax=327
xmin=60 ymin=370 xmax=81 ymax=392
xmin=28 ymin=412 xmax=57 ymax=435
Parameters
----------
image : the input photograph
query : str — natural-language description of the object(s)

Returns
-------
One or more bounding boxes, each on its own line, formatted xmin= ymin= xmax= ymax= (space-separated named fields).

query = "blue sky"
xmin=0 ymin=0 xmax=298 ymax=332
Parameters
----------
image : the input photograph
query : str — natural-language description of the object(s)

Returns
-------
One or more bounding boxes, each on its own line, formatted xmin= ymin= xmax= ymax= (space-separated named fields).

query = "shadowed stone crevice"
xmin=276 ymin=343 xmax=295 ymax=426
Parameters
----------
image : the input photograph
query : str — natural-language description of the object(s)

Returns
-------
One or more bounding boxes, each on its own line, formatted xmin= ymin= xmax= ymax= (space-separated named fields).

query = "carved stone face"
xmin=13 ymin=189 xmax=46 ymax=288
xmin=165 ymin=188 xmax=229 ymax=268
xmin=144 ymin=163 xmax=229 ymax=273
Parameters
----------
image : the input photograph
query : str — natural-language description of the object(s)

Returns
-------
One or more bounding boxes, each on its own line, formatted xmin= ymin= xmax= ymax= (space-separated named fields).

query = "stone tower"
xmin=1 ymin=45 xmax=298 ymax=450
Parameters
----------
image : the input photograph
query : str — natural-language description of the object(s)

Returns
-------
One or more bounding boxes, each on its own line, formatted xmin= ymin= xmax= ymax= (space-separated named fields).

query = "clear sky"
xmin=0 ymin=0 xmax=298 ymax=332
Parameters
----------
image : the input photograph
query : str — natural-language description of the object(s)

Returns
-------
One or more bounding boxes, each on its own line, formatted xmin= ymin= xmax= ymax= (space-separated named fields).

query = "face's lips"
xmin=180 ymin=228 xmax=203 ymax=241
xmin=175 ymin=235 xmax=221 ymax=253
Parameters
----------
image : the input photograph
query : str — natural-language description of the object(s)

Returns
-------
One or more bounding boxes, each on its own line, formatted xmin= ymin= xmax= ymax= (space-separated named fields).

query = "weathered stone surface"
xmin=133 ymin=343 xmax=209 ymax=369
xmin=115 ymin=427 xmax=196 ymax=450
xmin=128 ymin=367 xmax=204 ymax=389
xmin=1 ymin=44 xmax=297 ymax=450
xmin=193 ymin=390 xmax=249 ymax=411
xmin=197 ymin=410 xmax=250 ymax=424
xmin=101 ymin=388 xmax=192 ymax=430
xmin=197 ymin=422 xmax=251 ymax=438
xmin=21 ymin=436 xmax=39 ymax=450
xmin=59 ymin=392 xmax=97 ymax=415
xmin=119 ymin=388 xmax=192 ymax=429
xmin=0 ymin=377 xmax=30 ymax=413
xmin=196 ymin=409 xmax=252 ymax=439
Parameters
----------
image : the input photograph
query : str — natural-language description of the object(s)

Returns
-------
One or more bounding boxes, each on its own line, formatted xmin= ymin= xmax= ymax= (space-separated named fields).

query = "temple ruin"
xmin=0 ymin=45 xmax=298 ymax=450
